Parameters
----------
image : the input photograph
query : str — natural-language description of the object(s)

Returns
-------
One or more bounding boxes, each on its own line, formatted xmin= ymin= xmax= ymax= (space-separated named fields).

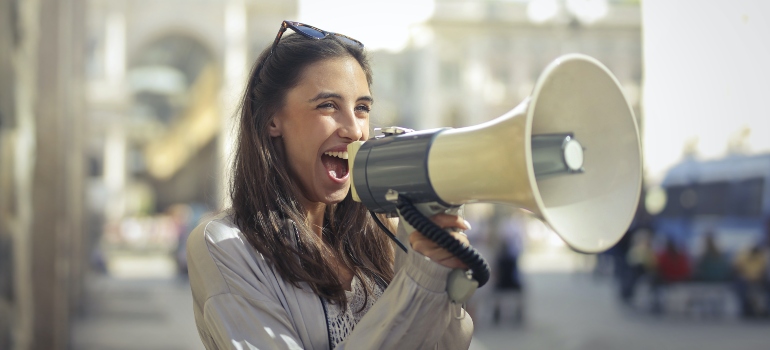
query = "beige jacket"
xmin=187 ymin=212 xmax=474 ymax=349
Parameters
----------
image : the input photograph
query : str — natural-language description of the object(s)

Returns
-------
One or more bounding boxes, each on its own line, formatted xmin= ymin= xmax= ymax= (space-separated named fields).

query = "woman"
xmin=187 ymin=21 xmax=474 ymax=349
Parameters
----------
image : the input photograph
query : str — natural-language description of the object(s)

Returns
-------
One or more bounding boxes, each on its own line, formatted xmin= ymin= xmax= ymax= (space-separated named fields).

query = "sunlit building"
xmin=85 ymin=0 xmax=299 ymax=221
xmin=371 ymin=0 xmax=642 ymax=131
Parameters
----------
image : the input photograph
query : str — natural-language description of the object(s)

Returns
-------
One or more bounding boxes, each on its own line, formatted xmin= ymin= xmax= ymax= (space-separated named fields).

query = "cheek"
xmin=361 ymin=119 xmax=370 ymax=139
xmin=285 ymin=130 xmax=326 ymax=169
xmin=287 ymin=138 xmax=316 ymax=166
xmin=280 ymin=134 xmax=308 ymax=168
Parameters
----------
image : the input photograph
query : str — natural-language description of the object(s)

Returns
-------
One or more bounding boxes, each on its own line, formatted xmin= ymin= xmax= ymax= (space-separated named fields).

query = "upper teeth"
xmin=324 ymin=151 xmax=349 ymax=160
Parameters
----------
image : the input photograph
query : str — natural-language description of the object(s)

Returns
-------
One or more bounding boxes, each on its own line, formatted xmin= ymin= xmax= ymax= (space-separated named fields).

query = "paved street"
xmin=471 ymin=274 xmax=770 ymax=350
xmin=72 ymin=275 xmax=204 ymax=350
xmin=72 ymin=257 xmax=770 ymax=350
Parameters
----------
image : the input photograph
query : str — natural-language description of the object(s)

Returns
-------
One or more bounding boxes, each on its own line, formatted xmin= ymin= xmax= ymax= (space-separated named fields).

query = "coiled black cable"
xmin=394 ymin=194 xmax=491 ymax=288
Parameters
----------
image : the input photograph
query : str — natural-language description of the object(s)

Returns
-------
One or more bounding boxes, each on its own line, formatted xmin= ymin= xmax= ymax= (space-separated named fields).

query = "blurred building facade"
xmin=1 ymin=0 xmax=298 ymax=349
xmin=84 ymin=0 xmax=298 ymax=232
xmin=371 ymin=0 xmax=642 ymax=131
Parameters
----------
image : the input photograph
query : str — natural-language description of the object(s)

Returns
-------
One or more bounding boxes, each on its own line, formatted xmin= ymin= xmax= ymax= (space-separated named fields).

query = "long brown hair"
xmin=230 ymin=33 xmax=395 ymax=308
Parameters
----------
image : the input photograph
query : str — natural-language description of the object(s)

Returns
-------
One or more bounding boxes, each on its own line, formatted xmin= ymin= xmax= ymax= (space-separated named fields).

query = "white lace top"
xmin=322 ymin=276 xmax=384 ymax=348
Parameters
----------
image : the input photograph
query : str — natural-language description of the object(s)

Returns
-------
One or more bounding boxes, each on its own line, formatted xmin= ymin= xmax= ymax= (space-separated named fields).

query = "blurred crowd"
xmin=93 ymin=202 xmax=213 ymax=276
xmin=614 ymin=225 xmax=770 ymax=319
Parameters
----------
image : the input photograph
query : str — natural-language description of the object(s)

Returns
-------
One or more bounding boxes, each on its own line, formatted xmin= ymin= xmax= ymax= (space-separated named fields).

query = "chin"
xmin=323 ymin=187 xmax=351 ymax=205
xmin=325 ymin=193 xmax=347 ymax=205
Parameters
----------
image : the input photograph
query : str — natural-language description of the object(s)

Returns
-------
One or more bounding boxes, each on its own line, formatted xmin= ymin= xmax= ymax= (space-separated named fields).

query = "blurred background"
xmin=1 ymin=0 xmax=769 ymax=349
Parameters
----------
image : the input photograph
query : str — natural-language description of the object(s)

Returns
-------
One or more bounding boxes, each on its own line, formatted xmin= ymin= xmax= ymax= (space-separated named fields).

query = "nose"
xmin=338 ymin=109 xmax=365 ymax=141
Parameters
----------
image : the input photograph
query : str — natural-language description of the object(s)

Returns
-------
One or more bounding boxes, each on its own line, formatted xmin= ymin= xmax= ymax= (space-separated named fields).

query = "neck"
xmin=298 ymin=196 xmax=353 ymax=290
xmin=299 ymin=197 xmax=326 ymax=238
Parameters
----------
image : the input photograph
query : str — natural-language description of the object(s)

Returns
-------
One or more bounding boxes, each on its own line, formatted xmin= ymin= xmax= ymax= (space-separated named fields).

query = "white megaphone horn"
xmin=348 ymin=53 xmax=642 ymax=255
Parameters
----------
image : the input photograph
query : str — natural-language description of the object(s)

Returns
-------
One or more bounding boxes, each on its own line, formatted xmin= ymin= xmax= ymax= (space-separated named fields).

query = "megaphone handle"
xmin=396 ymin=203 xmax=461 ymax=239
xmin=395 ymin=195 xmax=491 ymax=291
xmin=395 ymin=210 xmax=480 ymax=304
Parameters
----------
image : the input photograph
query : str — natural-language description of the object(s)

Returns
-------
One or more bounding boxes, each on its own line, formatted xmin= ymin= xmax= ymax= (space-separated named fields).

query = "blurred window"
xmin=694 ymin=181 xmax=728 ymax=215
xmin=660 ymin=178 xmax=764 ymax=218
xmin=491 ymin=63 xmax=511 ymax=87
xmin=660 ymin=185 xmax=687 ymax=217
xmin=726 ymin=178 xmax=764 ymax=217
xmin=440 ymin=61 xmax=460 ymax=88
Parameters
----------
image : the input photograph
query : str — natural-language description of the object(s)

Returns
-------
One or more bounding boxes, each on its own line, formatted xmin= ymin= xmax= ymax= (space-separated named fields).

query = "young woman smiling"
xmin=187 ymin=21 xmax=474 ymax=349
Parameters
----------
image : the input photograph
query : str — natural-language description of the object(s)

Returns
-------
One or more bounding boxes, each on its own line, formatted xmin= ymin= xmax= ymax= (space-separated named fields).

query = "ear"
xmin=268 ymin=116 xmax=282 ymax=137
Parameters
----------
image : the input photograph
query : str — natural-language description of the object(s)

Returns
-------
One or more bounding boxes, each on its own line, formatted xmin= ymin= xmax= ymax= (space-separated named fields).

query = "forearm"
xmin=337 ymin=249 xmax=473 ymax=349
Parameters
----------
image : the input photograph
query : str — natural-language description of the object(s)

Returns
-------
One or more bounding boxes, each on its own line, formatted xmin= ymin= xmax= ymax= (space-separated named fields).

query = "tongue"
xmin=322 ymin=154 xmax=348 ymax=179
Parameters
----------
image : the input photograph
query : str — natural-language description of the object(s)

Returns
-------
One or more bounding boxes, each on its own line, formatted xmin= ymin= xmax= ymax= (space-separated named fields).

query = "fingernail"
xmin=463 ymin=220 xmax=472 ymax=230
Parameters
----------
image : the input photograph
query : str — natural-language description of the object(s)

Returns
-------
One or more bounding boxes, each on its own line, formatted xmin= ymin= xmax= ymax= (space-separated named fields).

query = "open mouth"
xmin=322 ymin=151 xmax=349 ymax=180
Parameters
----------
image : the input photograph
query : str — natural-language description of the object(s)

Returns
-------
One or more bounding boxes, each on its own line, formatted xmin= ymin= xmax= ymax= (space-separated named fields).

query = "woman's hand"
xmin=409 ymin=213 xmax=471 ymax=269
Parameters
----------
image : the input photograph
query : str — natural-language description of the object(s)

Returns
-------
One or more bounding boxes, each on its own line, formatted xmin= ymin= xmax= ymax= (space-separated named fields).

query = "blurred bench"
xmin=633 ymin=280 xmax=739 ymax=319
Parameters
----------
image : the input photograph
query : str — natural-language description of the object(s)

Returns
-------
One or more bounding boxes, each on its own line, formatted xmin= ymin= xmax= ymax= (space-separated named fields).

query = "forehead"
xmin=292 ymin=56 xmax=370 ymax=96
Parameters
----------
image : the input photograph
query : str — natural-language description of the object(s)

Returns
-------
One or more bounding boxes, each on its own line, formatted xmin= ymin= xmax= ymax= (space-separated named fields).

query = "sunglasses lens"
xmin=282 ymin=22 xmax=364 ymax=49
xmin=336 ymin=36 xmax=363 ymax=48
xmin=295 ymin=26 xmax=326 ymax=39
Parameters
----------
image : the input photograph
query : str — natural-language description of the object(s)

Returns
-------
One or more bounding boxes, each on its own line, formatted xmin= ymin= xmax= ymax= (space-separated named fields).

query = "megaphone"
xmin=348 ymin=53 xmax=642 ymax=255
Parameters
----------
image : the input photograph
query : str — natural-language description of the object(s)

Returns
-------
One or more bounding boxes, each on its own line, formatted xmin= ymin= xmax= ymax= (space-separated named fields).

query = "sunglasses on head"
xmin=253 ymin=21 xmax=364 ymax=83
xmin=270 ymin=20 xmax=364 ymax=54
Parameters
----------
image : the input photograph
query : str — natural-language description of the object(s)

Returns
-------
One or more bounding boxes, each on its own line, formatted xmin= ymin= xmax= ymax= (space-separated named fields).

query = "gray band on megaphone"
xmin=353 ymin=128 xmax=452 ymax=213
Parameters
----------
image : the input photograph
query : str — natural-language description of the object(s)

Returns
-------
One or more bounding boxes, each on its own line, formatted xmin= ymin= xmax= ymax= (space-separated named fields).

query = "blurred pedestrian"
xmin=621 ymin=228 xmax=656 ymax=303
xmin=167 ymin=203 xmax=193 ymax=275
xmin=651 ymin=237 xmax=691 ymax=313
xmin=464 ymin=205 xmax=496 ymax=327
xmin=733 ymin=243 xmax=768 ymax=318
xmin=693 ymin=233 xmax=731 ymax=282
xmin=689 ymin=233 xmax=733 ymax=317
xmin=656 ymin=237 xmax=692 ymax=283
xmin=492 ymin=214 xmax=525 ymax=324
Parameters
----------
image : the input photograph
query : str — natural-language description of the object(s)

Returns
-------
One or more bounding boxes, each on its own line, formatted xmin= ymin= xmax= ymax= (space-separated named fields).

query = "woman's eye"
xmin=318 ymin=102 xmax=336 ymax=110
xmin=355 ymin=105 xmax=371 ymax=113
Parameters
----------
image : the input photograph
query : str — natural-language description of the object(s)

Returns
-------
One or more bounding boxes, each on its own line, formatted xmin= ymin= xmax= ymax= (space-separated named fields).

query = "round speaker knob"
xmin=563 ymin=138 xmax=584 ymax=171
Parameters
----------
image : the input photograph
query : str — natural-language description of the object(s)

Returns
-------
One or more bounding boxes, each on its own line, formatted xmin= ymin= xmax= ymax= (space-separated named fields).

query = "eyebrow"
xmin=308 ymin=92 xmax=374 ymax=104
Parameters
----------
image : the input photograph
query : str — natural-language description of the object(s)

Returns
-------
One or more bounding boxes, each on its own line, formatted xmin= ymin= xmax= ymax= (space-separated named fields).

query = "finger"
xmin=410 ymin=238 xmax=454 ymax=257
xmin=410 ymin=229 xmax=471 ymax=252
xmin=411 ymin=234 xmax=472 ymax=267
xmin=447 ymin=230 xmax=470 ymax=246
xmin=410 ymin=235 xmax=438 ymax=254
xmin=436 ymin=257 xmax=468 ymax=269
xmin=414 ymin=244 xmax=469 ymax=269
xmin=408 ymin=216 xmax=470 ymax=242
xmin=429 ymin=213 xmax=470 ymax=231
xmin=409 ymin=230 xmax=428 ymax=247
xmin=425 ymin=248 xmax=457 ymax=262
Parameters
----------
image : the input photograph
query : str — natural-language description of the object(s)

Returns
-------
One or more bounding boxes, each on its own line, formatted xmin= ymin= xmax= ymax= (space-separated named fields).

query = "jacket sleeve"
xmin=201 ymin=292 xmax=305 ymax=350
xmin=335 ymin=222 xmax=474 ymax=350
xmin=187 ymin=219 xmax=316 ymax=350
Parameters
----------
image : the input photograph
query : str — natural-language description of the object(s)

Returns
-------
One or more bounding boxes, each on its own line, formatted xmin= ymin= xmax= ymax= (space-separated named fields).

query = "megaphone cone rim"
xmin=525 ymin=53 xmax=643 ymax=253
